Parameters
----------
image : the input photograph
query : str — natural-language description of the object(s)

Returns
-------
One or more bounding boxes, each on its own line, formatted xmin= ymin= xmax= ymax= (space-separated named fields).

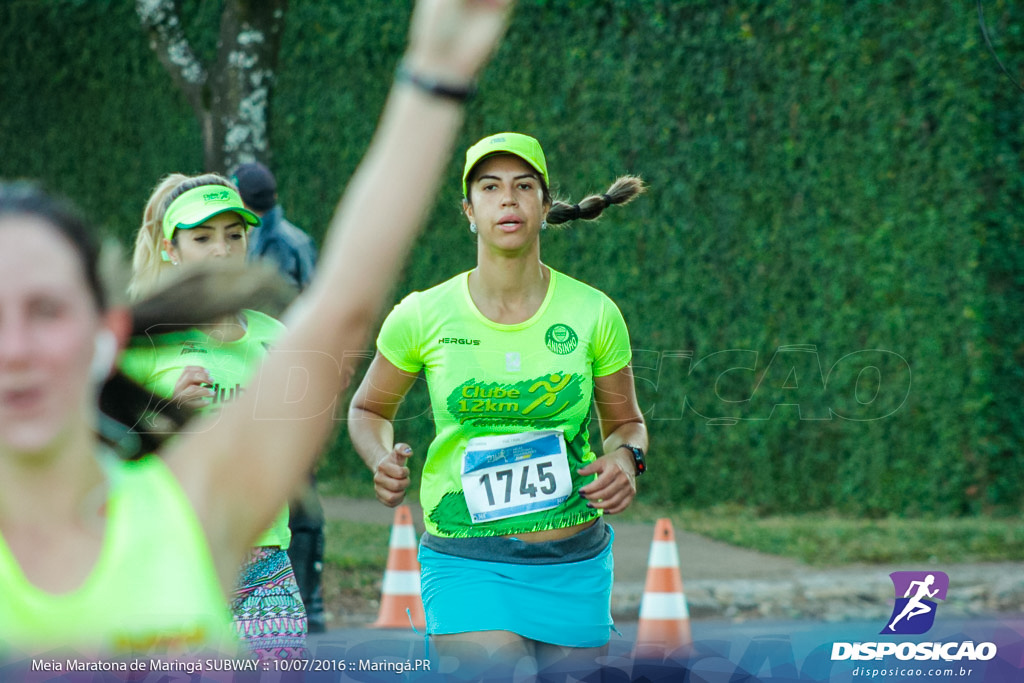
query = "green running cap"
xmin=462 ymin=132 xmax=548 ymax=197
xmin=162 ymin=185 xmax=260 ymax=241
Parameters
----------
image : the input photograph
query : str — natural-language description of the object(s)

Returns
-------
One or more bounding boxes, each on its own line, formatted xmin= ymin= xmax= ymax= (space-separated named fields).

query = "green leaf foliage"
xmin=1 ymin=0 xmax=1022 ymax=516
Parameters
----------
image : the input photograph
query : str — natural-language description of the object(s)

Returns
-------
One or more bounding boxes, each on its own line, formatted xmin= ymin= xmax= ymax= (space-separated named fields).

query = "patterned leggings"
xmin=231 ymin=546 xmax=308 ymax=660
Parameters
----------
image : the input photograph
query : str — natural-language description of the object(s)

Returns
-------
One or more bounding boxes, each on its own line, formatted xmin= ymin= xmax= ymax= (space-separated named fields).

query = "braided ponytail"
xmin=546 ymin=175 xmax=646 ymax=226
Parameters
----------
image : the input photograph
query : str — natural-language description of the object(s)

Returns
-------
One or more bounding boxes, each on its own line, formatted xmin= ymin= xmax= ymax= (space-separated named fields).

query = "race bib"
xmin=461 ymin=430 xmax=572 ymax=523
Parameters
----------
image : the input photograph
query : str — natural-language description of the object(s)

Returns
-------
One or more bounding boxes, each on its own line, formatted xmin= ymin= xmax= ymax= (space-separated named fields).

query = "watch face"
xmin=628 ymin=445 xmax=646 ymax=475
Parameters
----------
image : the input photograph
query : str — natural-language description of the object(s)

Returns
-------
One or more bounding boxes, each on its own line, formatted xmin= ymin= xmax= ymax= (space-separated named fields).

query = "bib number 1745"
xmin=478 ymin=461 xmax=558 ymax=506
xmin=461 ymin=430 xmax=571 ymax=523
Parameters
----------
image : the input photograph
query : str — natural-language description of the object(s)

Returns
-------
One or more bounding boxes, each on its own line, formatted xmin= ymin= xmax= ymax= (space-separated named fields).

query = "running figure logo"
xmin=882 ymin=571 xmax=949 ymax=635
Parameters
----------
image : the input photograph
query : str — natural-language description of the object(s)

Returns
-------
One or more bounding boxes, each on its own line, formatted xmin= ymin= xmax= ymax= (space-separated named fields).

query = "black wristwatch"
xmin=619 ymin=444 xmax=646 ymax=476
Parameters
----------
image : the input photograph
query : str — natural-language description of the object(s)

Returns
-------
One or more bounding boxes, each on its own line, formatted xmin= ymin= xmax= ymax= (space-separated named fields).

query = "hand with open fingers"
xmin=577 ymin=449 xmax=637 ymax=515
xmin=404 ymin=0 xmax=515 ymax=86
xmin=172 ymin=365 xmax=214 ymax=410
xmin=374 ymin=443 xmax=414 ymax=507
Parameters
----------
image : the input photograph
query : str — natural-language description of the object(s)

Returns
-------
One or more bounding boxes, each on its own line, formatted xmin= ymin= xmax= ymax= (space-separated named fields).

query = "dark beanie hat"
xmin=231 ymin=162 xmax=277 ymax=212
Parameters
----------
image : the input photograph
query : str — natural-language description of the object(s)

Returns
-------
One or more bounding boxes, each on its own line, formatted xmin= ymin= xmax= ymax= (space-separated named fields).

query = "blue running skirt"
xmin=418 ymin=525 xmax=615 ymax=648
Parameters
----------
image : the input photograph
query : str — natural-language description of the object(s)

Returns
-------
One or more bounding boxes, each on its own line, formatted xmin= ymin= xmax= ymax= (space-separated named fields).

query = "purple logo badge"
xmin=882 ymin=571 xmax=949 ymax=635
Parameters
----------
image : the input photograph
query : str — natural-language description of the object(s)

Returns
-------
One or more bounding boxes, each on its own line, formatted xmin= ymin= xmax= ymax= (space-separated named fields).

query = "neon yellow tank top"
xmin=0 ymin=455 xmax=236 ymax=657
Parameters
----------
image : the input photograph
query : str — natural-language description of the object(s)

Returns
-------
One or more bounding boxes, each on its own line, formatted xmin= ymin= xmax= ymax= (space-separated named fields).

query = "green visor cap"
xmin=162 ymin=185 xmax=261 ymax=241
xmin=462 ymin=132 xmax=549 ymax=197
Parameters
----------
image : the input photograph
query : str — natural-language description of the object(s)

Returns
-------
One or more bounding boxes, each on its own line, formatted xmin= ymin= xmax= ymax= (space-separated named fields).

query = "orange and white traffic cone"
xmin=371 ymin=505 xmax=426 ymax=629
xmin=634 ymin=517 xmax=692 ymax=659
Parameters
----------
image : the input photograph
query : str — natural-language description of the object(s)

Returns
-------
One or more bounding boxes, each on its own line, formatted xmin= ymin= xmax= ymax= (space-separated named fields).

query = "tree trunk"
xmin=137 ymin=0 xmax=287 ymax=174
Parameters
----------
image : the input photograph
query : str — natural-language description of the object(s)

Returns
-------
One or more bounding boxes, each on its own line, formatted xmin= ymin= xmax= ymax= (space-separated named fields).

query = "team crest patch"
xmin=544 ymin=324 xmax=578 ymax=355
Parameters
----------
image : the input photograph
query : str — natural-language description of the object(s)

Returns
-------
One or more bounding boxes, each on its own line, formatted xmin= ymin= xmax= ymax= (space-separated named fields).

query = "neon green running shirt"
xmin=377 ymin=268 xmax=632 ymax=538
xmin=119 ymin=310 xmax=290 ymax=549
xmin=0 ymin=455 xmax=236 ymax=657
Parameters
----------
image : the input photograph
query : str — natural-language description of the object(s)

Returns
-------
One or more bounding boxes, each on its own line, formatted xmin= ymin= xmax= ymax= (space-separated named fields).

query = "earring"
xmin=541 ymin=220 xmax=548 ymax=231
xmin=470 ymin=223 xmax=477 ymax=234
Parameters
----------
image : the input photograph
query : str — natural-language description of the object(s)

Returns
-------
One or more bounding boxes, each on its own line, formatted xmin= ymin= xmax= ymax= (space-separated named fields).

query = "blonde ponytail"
xmin=127 ymin=173 xmax=237 ymax=300
xmin=127 ymin=173 xmax=188 ymax=300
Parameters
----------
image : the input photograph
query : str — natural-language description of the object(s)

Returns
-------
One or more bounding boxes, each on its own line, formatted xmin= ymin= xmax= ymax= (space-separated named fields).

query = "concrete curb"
xmin=613 ymin=564 xmax=1024 ymax=623
xmin=320 ymin=496 xmax=1024 ymax=623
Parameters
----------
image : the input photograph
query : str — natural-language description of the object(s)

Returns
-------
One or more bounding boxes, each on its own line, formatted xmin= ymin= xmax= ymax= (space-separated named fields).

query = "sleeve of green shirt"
xmin=592 ymin=295 xmax=632 ymax=377
xmin=377 ymin=292 xmax=425 ymax=374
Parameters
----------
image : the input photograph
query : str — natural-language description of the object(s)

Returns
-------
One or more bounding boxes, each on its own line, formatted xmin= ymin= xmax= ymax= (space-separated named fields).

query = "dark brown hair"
xmin=546 ymin=175 xmax=646 ymax=226
xmin=0 ymin=182 xmax=105 ymax=309
xmin=463 ymin=165 xmax=646 ymax=227
xmin=464 ymin=155 xmax=554 ymax=206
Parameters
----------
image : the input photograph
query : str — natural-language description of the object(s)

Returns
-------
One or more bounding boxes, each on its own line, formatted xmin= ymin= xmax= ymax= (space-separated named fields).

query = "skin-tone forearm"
xmin=602 ymin=422 xmax=648 ymax=457
xmin=169 ymin=82 xmax=467 ymax=587
xmin=349 ymin=406 xmax=399 ymax=472
xmin=348 ymin=355 xmax=419 ymax=506
xmin=303 ymin=87 xmax=465 ymax=335
xmin=349 ymin=406 xmax=414 ymax=507
xmin=577 ymin=367 xmax=647 ymax=515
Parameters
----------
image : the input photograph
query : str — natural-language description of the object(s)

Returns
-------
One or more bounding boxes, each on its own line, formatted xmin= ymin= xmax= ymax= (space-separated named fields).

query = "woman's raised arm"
xmin=162 ymin=0 xmax=515 ymax=583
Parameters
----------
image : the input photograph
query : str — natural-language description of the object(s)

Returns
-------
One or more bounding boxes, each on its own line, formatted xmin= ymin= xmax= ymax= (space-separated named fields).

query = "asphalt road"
xmin=305 ymin=616 xmax=1024 ymax=682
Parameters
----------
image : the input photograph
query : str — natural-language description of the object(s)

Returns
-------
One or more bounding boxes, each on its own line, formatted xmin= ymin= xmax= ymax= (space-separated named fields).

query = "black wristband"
xmin=395 ymin=62 xmax=477 ymax=103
